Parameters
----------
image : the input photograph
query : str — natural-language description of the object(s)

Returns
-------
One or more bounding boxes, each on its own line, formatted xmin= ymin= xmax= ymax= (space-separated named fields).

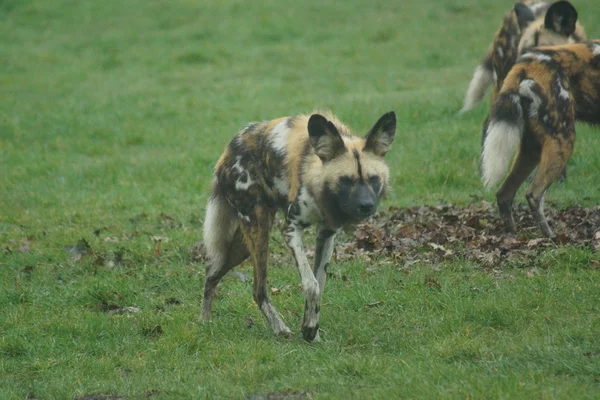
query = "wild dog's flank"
xmin=481 ymin=40 xmax=600 ymax=237
xmin=461 ymin=0 xmax=585 ymax=114
xmin=201 ymin=111 xmax=396 ymax=342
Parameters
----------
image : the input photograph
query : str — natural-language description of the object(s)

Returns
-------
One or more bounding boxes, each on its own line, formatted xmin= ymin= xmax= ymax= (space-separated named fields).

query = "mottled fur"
xmin=481 ymin=40 xmax=600 ymax=237
xmin=461 ymin=1 xmax=585 ymax=113
xmin=201 ymin=111 xmax=396 ymax=341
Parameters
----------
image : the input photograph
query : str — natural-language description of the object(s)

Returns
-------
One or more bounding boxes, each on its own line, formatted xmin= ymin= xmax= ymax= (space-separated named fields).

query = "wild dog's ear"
xmin=364 ymin=111 xmax=396 ymax=157
xmin=514 ymin=3 xmax=535 ymax=31
xmin=307 ymin=114 xmax=346 ymax=162
xmin=544 ymin=1 xmax=578 ymax=36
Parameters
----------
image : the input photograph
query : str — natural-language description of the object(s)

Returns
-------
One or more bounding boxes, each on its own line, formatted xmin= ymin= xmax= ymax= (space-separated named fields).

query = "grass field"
xmin=1 ymin=0 xmax=599 ymax=398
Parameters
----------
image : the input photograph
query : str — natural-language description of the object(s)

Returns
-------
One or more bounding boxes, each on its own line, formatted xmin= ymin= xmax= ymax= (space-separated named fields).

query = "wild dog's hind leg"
xmin=496 ymin=145 xmax=540 ymax=233
xmin=285 ymin=222 xmax=321 ymax=342
xmin=201 ymin=194 xmax=250 ymax=321
xmin=526 ymin=138 xmax=573 ymax=238
xmin=241 ymin=206 xmax=292 ymax=338
xmin=310 ymin=225 xmax=337 ymax=342
xmin=201 ymin=228 xmax=249 ymax=321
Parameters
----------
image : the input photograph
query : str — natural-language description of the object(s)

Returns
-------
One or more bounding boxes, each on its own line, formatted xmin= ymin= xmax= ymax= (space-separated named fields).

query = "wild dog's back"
xmin=505 ymin=40 xmax=600 ymax=125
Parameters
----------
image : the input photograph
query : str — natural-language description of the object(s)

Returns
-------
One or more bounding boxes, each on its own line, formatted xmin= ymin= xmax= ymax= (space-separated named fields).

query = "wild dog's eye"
xmin=338 ymin=176 xmax=355 ymax=186
xmin=368 ymin=175 xmax=381 ymax=186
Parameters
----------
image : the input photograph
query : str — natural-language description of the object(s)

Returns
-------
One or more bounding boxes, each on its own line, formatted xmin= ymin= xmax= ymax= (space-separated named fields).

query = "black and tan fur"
xmin=201 ymin=111 xmax=396 ymax=341
xmin=461 ymin=1 xmax=585 ymax=113
xmin=481 ymin=40 xmax=600 ymax=237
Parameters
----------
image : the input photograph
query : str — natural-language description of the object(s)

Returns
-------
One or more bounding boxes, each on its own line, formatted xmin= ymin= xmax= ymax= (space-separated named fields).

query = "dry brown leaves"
xmin=338 ymin=202 xmax=600 ymax=268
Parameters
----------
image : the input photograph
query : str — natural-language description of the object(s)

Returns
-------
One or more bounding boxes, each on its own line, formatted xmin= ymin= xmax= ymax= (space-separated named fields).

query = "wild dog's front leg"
xmin=314 ymin=226 xmax=337 ymax=299
xmin=284 ymin=223 xmax=321 ymax=342
xmin=310 ymin=225 xmax=337 ymax=342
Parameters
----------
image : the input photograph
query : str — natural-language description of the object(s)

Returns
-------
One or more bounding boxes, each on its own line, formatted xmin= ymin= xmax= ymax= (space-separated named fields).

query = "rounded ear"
xmin=544 ymin=0 xmax=578 ymax=36
xmin=514 ymin=3 xmax=535 ymax=31
xmin=307 ymin=114 xmax=346 ymax=162
xmin=364 ymin=111 xmax=396 ymax=157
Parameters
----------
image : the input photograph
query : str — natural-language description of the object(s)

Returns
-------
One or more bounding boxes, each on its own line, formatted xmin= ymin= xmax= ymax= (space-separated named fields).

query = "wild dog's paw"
xmin=199 ymin=312 xmax=212 ymax=323
xmin=301 ymin=324 xmax=320 ymax=342
xmin=275 ymin=326 xmax=294 ymax=339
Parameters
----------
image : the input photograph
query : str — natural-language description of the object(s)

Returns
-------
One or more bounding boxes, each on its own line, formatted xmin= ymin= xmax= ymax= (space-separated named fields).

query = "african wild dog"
xmin=201 ymin=111 xmax=396 ymax=341
xmin=461 ymin=1 xmax=585 ymax=114
xmin=481 ymin=40 xmax=600 ymax=237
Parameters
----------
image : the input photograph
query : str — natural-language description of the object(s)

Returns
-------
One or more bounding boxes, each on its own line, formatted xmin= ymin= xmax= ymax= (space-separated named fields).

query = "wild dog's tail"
xmin=203 ymin=179 xmax=239 ymax=272
xmin=481 ymin=75 xmax=525 ymax=189
xmin=460 ymin=48 xmax=494 ymax=113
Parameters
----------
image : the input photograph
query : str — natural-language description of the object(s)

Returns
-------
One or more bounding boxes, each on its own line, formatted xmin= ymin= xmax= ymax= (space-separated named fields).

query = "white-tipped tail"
xmin=461 ymin=65 xmax=493 ymax=113
xmin=481 ymin=120 xmax=523 ymax=189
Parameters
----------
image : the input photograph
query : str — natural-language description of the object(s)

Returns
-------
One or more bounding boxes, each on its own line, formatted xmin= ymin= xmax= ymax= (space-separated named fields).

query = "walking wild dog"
xmin=461 ymin=1 xmax=585 ymax=113
xmin=201 ymin=111 xmax=396 ymax=341
xmin=481 ymin=40 xmax=600 ymax=237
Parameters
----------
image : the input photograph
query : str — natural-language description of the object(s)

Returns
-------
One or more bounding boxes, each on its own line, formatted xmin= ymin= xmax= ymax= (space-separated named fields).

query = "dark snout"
xmin=353 ymin=184 xmax=378 ymax=219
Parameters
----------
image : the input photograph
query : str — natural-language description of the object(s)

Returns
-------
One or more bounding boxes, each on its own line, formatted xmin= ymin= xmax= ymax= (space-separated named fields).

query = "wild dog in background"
xmin=201 ymin=111 xmax=396 ymax=341
xmin=461 ymin=1 xmax=585 ymax=114
xmin=481 ymin=40 xmax=600 ymax=237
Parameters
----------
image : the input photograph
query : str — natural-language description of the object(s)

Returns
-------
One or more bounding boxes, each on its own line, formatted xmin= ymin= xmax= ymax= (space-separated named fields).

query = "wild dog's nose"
xmin=358 ymin=201 xmax=374 ymax=215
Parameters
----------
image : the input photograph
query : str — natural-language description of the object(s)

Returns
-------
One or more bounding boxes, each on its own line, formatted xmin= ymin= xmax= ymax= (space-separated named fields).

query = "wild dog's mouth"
xmin=340 ymin=200 xmax=378 ymax=222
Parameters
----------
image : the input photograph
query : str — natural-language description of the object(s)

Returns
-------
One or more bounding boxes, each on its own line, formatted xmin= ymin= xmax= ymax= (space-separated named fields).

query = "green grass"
xmin=1 ymin=0 xmax=599 ymax=398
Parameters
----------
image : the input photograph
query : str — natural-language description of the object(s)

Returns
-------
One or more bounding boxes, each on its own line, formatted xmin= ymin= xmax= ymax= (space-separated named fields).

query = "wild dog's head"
xmin=517 ymin=1 xmax=584 ymax=54
xmin=307 ymin=111 xmax=396 ymax=226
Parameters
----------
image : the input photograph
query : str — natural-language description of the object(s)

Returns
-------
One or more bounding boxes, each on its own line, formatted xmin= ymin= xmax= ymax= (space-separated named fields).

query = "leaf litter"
xmin=337 ymin=202 xmax=599 ymax=268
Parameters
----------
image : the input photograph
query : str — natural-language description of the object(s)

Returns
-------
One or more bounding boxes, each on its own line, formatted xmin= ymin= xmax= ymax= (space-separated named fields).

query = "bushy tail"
xmin=203 ymin=180 xmax=239 ymax=271
xmin=461 ymin=60 xmax=494 ymax=113
xmin=481 ymin=90 xmax=524 ymax=189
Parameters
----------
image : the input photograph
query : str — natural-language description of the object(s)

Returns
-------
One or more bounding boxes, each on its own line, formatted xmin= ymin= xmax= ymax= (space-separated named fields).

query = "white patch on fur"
xmin=529 ymin=2 xmax=549 ymax=15
xmin=556 ymin=77 xmax=570 ymax=100
xmin=286 ymin=229 xmax=319 ymax=295
xmin=461 ymin=65 xmax=493 ymax=113
xmin=232 ymin=156 xmax=255 ymax=191
xmin=235 ymin=177 xmax=254 ymax=191
xmin=273 ymin=173 xmax=289 ymax=198
xmin=285 ymin=226 xmax=320 ymax=330
xmin=232 ymin=156 xmax=245 ymax=173
xmin=497 ymin=46 xmax=504 ymax=59
xmin=592 ymin=43 xmax=600 ymax=56
xmin=519 ymin=52 xmax=552 ymax=62
xmin=268 ymin=120 xmax=290 ymax=155
xmin=236 ymin=212 xmax=250 ymax=223
xmin=493 ymin=69 xmax=498 ymax=85
xmin=519 ymin=79 xmax=542 ymax=117
xmin=481 ymin=121 xmax=523 ymax=189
